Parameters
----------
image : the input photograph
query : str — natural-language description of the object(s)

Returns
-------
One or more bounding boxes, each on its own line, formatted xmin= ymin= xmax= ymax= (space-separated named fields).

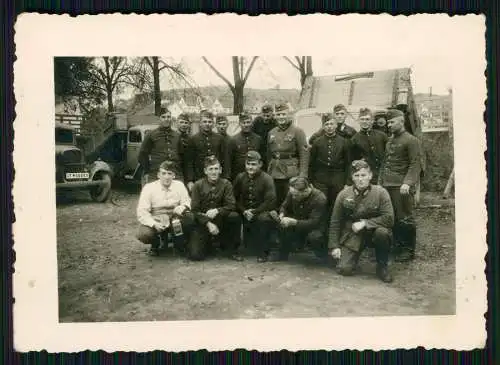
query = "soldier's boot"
xmin=395 ymin=223 xmax=416 ymax=263
xmin=376 ymin=264 xmax=393 ymax=283
xmin=148 ymin=237 xmax=161 ymax=257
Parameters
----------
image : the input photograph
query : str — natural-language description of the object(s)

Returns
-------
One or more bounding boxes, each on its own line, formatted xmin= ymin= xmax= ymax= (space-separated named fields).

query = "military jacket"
xmin=328 ymin=185 xmax=394 ymax=250
xmin=233 ymin=170 xmax=276 ymax=214
xmin=280 ymin=188 xmax=327 ymax=232
xmin=190 ymin=177 xmax=236 ymax=225
xmin=267 ymin=124 xmax=309 ymax=180
xmin=309 ymin=133 xmax=351 ymax=183
xmin=378 ymin=131 xmax=421 ymax=187
xmin=228 ymin=131 xmax=264 ymax=178
xmin=186 ymin=131 xmax=230 ymax=182
xmin=350 ymin=129 xmax=388 ymax=180
xmin=138 ymin=126 xmax=183 ymax=175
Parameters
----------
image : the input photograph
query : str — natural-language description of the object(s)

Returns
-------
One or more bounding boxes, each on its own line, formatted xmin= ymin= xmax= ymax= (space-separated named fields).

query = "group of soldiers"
xmin=135 ymin=101 xmax=421 ymax=283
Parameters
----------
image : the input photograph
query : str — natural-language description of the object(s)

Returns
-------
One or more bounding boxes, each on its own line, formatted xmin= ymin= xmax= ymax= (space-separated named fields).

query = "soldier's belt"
xmin=272 ymin=152 xmax=298 ymax=159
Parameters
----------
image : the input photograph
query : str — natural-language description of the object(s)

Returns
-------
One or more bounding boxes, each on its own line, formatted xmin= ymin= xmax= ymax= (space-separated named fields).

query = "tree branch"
xmin=283 ymin=56 xmax=300 ymax=71
xmin=242 ymin=56 xmax=258 ymax=85
xmin=202 ymin=56 xmax=235 ymax=91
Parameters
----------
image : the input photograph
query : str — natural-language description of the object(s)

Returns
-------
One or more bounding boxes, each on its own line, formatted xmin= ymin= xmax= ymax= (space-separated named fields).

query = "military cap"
xmin=239 ymin=112 xmax=252 ymax=121
xmin=359 ymin=107 xmax=372 ymax=117
xmin=386 ymin=109 xmax=405 ymax=120
xmin=177 ymin=113 xmax=191 ymax=122
xmin=275 ymin=102 xmax=290 ymax=112
xmin=158 ymin=160 xmax=177 ymax=172
xmin=321 ymin=112 xmax=335 ymax=124
xmin=246 ymin=150 xmax=262 ymax=162
xmin=333 ymin=104 xmax=347 ymax=113
xmin=216 ymin=115 xmax=227 ymax=122
xmin=261 ymin=104 xmax=273 ymax=113
xmin=351 ymin=159 xmax=371 ymax=173
xmin=289 ymin=176 xmax=310 ymax=191
xmin=373 ymin=110 xmax=386 ymax=118
xmin=204 ymin=155 xmax=220 ymax=167
xmin=200 ymin=109 xmax=214 ymax=119
xmin=159 ymin=107 xmax=169 ymax=115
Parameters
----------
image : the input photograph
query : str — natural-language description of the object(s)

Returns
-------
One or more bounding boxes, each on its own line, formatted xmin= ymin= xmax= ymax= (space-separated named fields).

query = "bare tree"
xmin=283 ymin=56 xmax=313 ymax=91
xmin=202 ymin=56 xmax=258 ymax=114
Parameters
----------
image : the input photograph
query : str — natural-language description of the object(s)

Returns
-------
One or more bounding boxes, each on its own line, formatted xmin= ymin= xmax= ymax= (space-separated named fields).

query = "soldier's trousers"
xmin=136 ymin=212 xmax=195 ymax=249
xmin=188 ymin=211 xmax=242 ymax=261
xmin=275 ymin=226 xmax=326 ymax=259
xmin=274 ymin=179 xmax=290 ymax=207
xmin=242 ymin=212 xmax=275 ymax=257
xmin=337 ymin=227 xmax=392 ymax=275
xmin=312 ymin=172 xmax=346 ymax=214
xmin=385 ymin=187 xmax=417 ymax=254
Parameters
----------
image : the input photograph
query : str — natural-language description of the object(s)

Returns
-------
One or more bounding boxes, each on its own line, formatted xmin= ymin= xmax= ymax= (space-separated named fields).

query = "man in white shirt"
xmin=136 ymin=160 xmax=195 ymax=256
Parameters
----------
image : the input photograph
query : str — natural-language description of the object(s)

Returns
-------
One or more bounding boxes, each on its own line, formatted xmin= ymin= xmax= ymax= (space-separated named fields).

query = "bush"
xmin=421 ymin=132 xmax=454 ymax=192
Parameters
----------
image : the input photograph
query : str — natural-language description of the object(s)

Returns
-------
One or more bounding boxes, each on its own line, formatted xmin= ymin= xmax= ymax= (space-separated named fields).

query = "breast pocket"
xmin=285 ymin=159 xmax=299 ymax=177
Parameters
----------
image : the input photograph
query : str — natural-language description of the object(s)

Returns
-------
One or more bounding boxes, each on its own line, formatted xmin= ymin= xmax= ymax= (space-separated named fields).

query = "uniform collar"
xmin=205 ymin=177 xmax=220 ymax=185
xmin=353 ymin=185 xmax=372 ymax=197
xmin=247 ymin=170 xmax=262 ymax=179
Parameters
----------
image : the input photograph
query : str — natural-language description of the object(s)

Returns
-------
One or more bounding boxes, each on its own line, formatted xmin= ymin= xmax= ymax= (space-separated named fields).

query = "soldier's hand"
xmin=400 ymin=184 xmax=410 ymax=195
xmin=280 ymin=217 xmax=293 ymax=227
xmin=206 ymin=222 xmax=219 ymax=235
xmin=187 ymin=182 xmax=194 ymax=192
xmin=243 ymin=210 xmax=254 ymax=221
xmin=173 ymin=205 xmax=185 ymax=216
xmin=153 ymin=222 xmax=167 ymax=232
xmin=206 ymin=209 xmax=219 ymax=219
xmin=352 ymin=221 xmax=366 ymax=233
xmin=331 ymin=248 xmax=341 ymax=259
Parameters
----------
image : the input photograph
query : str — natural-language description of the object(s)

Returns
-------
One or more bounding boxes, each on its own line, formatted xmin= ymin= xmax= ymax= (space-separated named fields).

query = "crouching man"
xmin=136 ymin=160 xmax=195 ymax=256
xmin=328 ymin=160 xmax=394 ymax=283
xmin=189 ymin=156 xmax=243 ymax=261
xmin=233 ymin=151 xmax=277 ymax=262
xmin=269 ymin=176 xmax=328 ymax=261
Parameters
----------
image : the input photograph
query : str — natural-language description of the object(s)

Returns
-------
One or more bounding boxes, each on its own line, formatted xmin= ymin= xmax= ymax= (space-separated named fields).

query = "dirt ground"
xmin=57 ymin=185 xmax=455 ymax=322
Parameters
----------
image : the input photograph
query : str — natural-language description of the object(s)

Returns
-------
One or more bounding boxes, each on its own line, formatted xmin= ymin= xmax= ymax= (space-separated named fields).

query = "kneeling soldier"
xmin=136 ymin=160 xmax=195 ymax=256
xmin=189 ymin=156 xmax=243 ymax=261
xmin=233 ymin=151 xmax=277 ymax=262
xmin=269 ymin=177 xmax=328 ymax=261
xmin=328 ymin=160 xmax=394 ymax=283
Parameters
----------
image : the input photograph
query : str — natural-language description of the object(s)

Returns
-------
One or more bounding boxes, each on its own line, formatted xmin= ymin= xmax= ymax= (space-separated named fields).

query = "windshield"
xmin=55 ymin=128 xmax=74 ymax=144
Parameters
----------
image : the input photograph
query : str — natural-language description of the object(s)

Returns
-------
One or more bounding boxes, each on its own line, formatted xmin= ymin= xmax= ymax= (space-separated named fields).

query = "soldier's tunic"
xmin=372 ymin=124 xmax=390 ymax=136
xmin=309 ymin=133 xmax=351 ymax=212
xmin=328 ymin=185 xmax=394 ymax=272
xmin=178 ymin=130 xmax=191 ymax=182
xmin=308 ymin=123 xmax=357 ymax=146
xmin=350 ymin=129 xmax=388 ymax=183
xmin=275 ymin=187 xmax=328 ymax=258
xmin=189 ymin=177 xmax=241 ymax=260
xmin=186 ymin=131 xmax=230 ymax=183
xmin=233 ymin=170 xmax=276 ymax=256
xmin=138 ymin=126 xmax=184 ymax=180
xmin=251 ymin=116 xmax=278 ymax=169
xmin=378 ymin=130 xmax=421 ymax=255
xmin=267 ymin=124 xmax=309 ymax=205
xmin=228 ymin=131 xmax=264 ymax=180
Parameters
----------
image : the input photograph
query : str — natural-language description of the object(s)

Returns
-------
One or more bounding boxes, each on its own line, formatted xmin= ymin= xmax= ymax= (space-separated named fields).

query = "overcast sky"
xmin=150 ymin=55 xmax=452 ymax=97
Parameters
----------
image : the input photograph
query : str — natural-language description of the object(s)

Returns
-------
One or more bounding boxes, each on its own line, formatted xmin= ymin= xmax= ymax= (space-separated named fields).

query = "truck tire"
xmin=90 ymin=172 xmax=112 ymax=203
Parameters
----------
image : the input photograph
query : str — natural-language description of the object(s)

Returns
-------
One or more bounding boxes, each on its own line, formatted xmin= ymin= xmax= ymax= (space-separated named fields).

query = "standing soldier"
xmin=308 ymin=113 xmax=333 ymax=146
xmin=328 ymin=160 xmax=394 ymax=283
xmin=379 ymin=109 xmax=421 ymax=262
xmin=228 ymin=112 xmax=264 ymax=180
xmin=269 ymin=177 xmax=328 ymax=262
xmin=252 ymin=104 xmax=278 ymax=169
xmin=216 ymin=115 xmax=231 ymax=154
xmin=267 ymin=102 xmax=309 ymax=205
xmin=186 ymin=109 xmax=230 ymax=192
xmin=188 ymin=156 xmax=243 ymax=261
xmin=233 ymin=151 xmax=277 ymax=262
xmin=309 ymin=116 xmax=351 ymax=214
xmin=350 ymin=108 xmax=388 ymax=183
xmin=176 ymin=112 xmax=192 ymax=184
xmin=373 ymin=111 xmax=390 ymax=136
xmin=308 ymin=104 xmax=357 ymax=145
xmin=138 ymin=107 xmax=184 ymax=184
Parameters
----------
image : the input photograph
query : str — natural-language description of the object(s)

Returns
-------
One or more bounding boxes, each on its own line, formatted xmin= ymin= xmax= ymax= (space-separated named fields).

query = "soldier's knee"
xmin=307 ymin=230 xmax=325 ymax=246
xmin=373 ymin=227 xmax=392 ymax=246
xmin=226 ymin=211 xmax=241 ymax=224
xmin=136 ymin=225 xmax=156 ymax=244
xmin=181 ymin=212 xmax=195 ymax=229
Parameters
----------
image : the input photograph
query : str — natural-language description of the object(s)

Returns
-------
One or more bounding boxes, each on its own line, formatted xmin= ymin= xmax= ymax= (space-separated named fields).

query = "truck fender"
xmin=89 ymin=159 xmax=114 ymax=180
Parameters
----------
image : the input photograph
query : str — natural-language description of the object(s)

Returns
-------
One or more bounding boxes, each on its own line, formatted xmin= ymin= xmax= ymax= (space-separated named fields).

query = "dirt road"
xmin=57 ymin=187 xmax=455 ymax=322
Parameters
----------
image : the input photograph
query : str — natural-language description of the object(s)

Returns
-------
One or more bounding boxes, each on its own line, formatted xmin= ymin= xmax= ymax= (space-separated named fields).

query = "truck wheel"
xmin=90 ymin=172 xmax=112 ymax=203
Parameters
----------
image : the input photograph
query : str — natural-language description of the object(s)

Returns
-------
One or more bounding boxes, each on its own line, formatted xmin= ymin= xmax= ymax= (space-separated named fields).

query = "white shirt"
xmin=136 ymin=179 xmax=191 ymax=228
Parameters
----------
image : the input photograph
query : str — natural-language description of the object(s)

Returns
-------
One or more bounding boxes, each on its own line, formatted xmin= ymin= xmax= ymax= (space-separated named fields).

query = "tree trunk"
xmin=152 ymin=57 xmax=162 ymax=116
xmin=233 ymin=82 xmax=244 ymax=115
xmin=306 ymin=56 xmax=313 ymax=77
xmin=106 ymin=86 xmax=114 ymax=113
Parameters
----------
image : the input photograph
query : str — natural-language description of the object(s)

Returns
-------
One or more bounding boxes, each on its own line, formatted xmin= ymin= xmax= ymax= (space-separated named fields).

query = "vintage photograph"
xmin=54 ymin=55 xmax=456 ymax=322
xmin=13 ymin=14 xmax=486 ymax=351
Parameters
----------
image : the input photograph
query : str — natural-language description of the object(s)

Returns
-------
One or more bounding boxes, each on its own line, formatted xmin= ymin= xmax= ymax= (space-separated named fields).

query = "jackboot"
xmin=376 ymin=264 xmax=393 ymax=283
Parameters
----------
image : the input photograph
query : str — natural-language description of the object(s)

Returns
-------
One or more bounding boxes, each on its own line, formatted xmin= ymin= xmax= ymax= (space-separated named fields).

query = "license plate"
xmin=66 ymin=172 xmax=89 ymax=180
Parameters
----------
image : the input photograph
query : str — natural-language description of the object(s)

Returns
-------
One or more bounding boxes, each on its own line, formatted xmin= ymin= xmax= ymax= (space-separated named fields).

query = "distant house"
xmin=414 ymin=93 xmax=453 ymax=132
xmin=211 ymin=98 xmax=232 ymax=115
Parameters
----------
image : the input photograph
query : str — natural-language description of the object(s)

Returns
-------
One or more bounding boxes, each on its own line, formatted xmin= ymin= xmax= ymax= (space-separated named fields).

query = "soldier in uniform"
xmin=373 ymin=111 xmax=390 ymax=136
xmin=188 ymin=156 xmax=243 ymax=261
xmin=309 ymin=104 xmax=357 ymax=145
xmin=328 ymin=160 xmax=394 ymax=283
xmin=233 ymin=151 xmax=277 ymax=262
xmin=138 ymin=107 xmax=184 ymax=184
xmin=252 ymin=104 xmax=278 ymax=169
xmin=267 ymin=103 xmax=309 ymax=205
xmin=269 ymin=177 xmax=328 ymax=261
xmin=309 ymin=116 xmax=351 ymax=214
xmin=308 ymin=113 xmax=333 ymax=145
xmin=176 ymin=112 xmax=192 ymax=183
xmin=136 ymin=160 xmax=195 ymax=256
xmin=350 ymin=108 xmax=388 ymax=183
xmin=216 ymin=115 xmax=231 ymax=153
xmin=378 ymin=109 xmax=421 ymax=262
xmin=228 ymin=112 xmax=264 ymax=180
xmin=186 ymin=109 xmax=230 ymax=192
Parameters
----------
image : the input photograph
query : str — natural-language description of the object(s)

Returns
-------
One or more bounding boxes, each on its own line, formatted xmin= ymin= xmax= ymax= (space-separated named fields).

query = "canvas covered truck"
xmin=294 ymin=67 xmax=426 ymax=204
